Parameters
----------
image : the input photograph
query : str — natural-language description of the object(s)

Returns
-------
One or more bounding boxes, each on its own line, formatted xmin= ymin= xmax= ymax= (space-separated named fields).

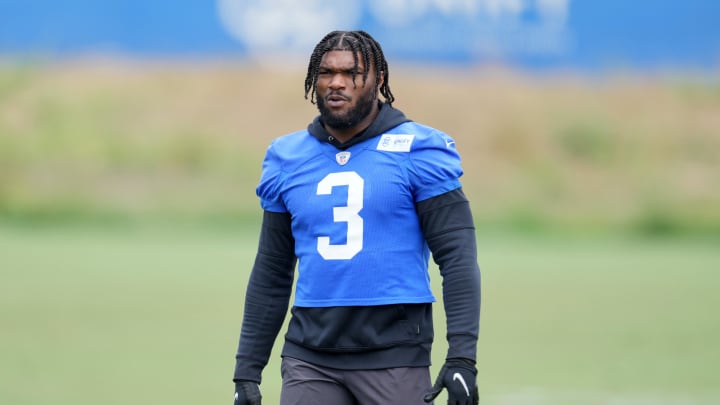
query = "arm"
xmin=417 ymin=188 xmax=481 ymax=404
xmin=417 ymin=187 xmax=481 ymax=360
xmin=234 ymin=210 xmax=296 ymax=383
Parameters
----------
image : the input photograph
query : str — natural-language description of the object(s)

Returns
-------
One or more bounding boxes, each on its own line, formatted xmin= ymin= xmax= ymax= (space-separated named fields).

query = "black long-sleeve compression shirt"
xmin=234 ymin=188 xmax=481 ymax=383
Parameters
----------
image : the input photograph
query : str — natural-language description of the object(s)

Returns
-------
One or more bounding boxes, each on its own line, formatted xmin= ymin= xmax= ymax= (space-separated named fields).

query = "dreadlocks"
xmin=304 ymin=30 xmax=395 ymax=106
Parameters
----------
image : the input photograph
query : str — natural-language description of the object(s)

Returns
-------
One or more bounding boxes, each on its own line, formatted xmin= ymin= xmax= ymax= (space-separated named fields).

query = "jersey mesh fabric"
xmin=256 ymin=122 xmax=463 ymax=307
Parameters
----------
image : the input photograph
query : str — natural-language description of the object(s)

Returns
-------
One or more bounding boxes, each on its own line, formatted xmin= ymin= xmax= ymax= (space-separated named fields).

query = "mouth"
xmin=326 ymin=93 xmax=349 ymax=108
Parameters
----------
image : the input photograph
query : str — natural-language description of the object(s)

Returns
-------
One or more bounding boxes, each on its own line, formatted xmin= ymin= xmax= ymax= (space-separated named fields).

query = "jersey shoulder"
xmin=387 ymin=122 xmax=464 ymax=201
xmin=257 ymin=130 xmax=320 ymax=212
xmin=388 ymin=121 xmax=456 ymax=150
xmin=266 ymin=130 xmax=320 ymax=170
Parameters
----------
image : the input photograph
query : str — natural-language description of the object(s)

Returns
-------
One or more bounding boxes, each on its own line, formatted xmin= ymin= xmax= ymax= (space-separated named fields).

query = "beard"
xmin=317 ymin=89 xmax=377 ymax=131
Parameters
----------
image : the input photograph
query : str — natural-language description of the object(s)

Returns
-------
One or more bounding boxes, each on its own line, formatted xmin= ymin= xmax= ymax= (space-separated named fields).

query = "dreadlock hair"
xmin=304 ymin=30 xmax=395 ymax=106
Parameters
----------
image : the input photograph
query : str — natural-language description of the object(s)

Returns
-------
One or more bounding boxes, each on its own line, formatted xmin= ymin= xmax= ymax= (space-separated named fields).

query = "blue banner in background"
xmin=0 ymin=0 xmax=719 ymax=71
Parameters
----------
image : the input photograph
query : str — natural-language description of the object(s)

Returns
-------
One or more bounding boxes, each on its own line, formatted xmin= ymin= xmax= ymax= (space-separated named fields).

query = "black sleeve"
xmin=416 ymin=188 xmax=481 ymax=362
xmin=233 ymin=210 xmax=297 ymax=383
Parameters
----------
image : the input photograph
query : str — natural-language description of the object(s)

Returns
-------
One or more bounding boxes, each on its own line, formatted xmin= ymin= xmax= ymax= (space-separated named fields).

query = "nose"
xmin=327 ymin=72 xmax=346 ymax=90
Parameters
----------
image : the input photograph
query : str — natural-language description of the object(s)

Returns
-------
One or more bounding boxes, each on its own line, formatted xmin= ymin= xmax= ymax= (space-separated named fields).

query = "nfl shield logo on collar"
xmin=336 ymin=151 xmax=351 ymax=165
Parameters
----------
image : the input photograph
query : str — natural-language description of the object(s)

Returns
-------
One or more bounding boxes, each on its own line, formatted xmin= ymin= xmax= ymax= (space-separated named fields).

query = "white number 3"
xmin=316 ymin=171 xmax=364 ymax=260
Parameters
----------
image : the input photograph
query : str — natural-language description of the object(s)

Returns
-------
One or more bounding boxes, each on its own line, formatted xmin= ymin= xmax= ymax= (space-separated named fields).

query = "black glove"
xmin=424 ymin=358 xmax=479 ymax=405
xmin=234 ymin=381 xmax=261 ymax=405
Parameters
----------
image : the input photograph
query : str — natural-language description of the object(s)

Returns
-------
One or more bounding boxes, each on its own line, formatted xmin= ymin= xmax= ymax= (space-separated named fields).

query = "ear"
xmin=377 ymin=70 xmax=385 ymax=90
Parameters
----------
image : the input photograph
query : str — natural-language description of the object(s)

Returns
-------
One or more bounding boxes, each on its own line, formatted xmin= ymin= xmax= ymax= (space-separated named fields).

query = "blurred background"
xmin=1 ymin=1 xmax=719 ymax=404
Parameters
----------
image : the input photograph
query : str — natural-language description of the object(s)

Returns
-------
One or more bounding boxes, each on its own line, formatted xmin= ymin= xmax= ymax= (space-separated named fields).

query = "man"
xmin=233 ymin=30 xmax=480 ymax=405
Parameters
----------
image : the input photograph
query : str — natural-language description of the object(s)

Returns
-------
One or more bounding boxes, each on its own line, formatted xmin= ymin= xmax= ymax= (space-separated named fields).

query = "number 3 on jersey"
xmin=316 ymin=171 xmax=364 ymax=260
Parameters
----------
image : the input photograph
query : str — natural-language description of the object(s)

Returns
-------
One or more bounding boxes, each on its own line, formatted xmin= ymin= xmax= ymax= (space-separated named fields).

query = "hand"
xmin=424 ymin=359 xmax=479 ymax=405
xmin=234 ymin=381 xmax=261 ymax=405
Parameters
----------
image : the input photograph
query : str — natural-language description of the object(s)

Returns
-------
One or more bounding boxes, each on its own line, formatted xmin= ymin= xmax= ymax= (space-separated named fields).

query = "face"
xmin=315 ymin=50 xmax=382 ymax=135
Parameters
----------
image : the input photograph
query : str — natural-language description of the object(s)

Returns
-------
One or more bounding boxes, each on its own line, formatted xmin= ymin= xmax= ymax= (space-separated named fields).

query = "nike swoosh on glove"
xmin=234 ymin=381 xmax=261 ymax=405
xmin=424 ymin=358 xmax=479 ymax=405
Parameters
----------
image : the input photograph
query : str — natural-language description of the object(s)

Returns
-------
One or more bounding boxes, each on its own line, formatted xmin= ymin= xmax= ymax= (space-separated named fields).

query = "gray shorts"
xmin=279 ymin=356 xmax=434 ymax=405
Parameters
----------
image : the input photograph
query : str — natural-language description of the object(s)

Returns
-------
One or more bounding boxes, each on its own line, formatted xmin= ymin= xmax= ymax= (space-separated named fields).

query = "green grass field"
xmin=1 ymin=226 xmax=718 ymax=404
xmin=1 ymin=62 xmax=719 ymax=403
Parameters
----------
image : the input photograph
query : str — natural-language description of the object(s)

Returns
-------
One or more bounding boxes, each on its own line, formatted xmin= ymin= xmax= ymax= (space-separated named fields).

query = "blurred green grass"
xmin=1 ymin=63 xmax=719 ymax=235
xmin=1 ymin=227 xmax=718 ymax=404
xmin=1 ymin=62 xmax=719 ymax=404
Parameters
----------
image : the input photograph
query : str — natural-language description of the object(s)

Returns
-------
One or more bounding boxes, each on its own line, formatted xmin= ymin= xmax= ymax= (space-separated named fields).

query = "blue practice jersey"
xmin=256 ymin=122 xmax=464 ymax=307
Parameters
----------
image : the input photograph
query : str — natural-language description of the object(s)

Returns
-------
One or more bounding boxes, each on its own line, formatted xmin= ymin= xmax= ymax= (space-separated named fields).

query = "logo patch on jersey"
xmin=335 ymin=151 xmax=351 ymax=165
xmin=377 ymin=134 xmax=415 ymax=152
